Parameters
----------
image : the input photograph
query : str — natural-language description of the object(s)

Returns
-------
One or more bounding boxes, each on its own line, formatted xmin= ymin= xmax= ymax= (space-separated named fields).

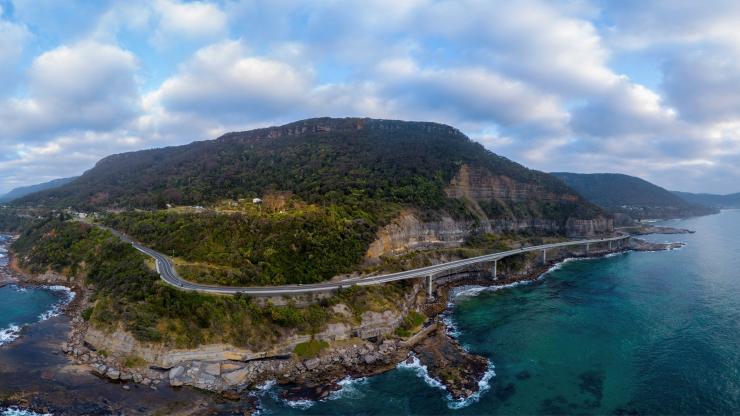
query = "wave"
xmin=37 ymin=285 xmax=76 ymax=321
xmin=397 ymin=355 xmax=447 ymax=391
xmin=397 ymin=355 xmax=496 ymax=409
xmin=448 ymin=251 xmax=630 ymax=302
xmin=0 ymin=324 xmax=22 ymax=346
xmin=327 ymin=376 xmax=369 ymax=400
xmin=254 ymin=375 xmax=372 ymax=411
xmin=0 ymin=285 xmax=75 ymax=347
xmin=1 ymin=407 xmax=52 ymax=416
xmin=447 ymin=362 xmax=496 ymax=410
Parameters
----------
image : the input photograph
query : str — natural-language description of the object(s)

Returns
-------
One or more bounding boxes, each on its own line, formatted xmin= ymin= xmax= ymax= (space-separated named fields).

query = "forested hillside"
xmin=0 ymin=177 xmax=78 ymax=203
xmin=18 ymin=118 xmax=599 ymax=223
xmin=673 ymin=191 xmax=740 ymax=209
xmin=14 ymin=118 xmax=610 ymax=286
xmin=552 ymin=172 xmax=717 ymax=219
xmin=12 ymin=214 xmax=411 ymax=348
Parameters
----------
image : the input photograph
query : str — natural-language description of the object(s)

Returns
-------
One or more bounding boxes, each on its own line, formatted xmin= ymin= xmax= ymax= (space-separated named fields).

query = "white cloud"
xmin=152 ymin=0 xmax=227 ymax=46
xmin=149 ymin=40 xmax=313 ymax=123
xmin=0 ymin=41 xmax=140 ymax=142
xmin=0 ymin=6 xmax=31 ymax=91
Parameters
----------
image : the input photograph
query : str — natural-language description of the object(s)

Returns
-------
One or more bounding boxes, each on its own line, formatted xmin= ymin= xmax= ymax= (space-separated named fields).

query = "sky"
xmin=1 ymin=0 xmax=740 ymax=194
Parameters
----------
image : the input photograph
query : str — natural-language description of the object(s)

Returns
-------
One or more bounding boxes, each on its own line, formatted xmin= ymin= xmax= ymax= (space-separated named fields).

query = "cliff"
xmin=366 ymin=164 xmax=612 ymax=259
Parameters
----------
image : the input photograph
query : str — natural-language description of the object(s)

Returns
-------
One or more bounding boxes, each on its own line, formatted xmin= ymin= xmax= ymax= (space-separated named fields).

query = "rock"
xmin=122 ymin=385 xmax=130 ymax=391
xmin=304 ymin=358 xmax=321 ymax=370
xmin=120 ymin=372 xmax=133 ymax=381
xmin=169 ymin=366 xmax=185 ymax=379
xmin=105 ymin=368 xmax=121 ymax=380
xmin=221 ymin=367 xmax=250 ymax=385
xmin=169 ymin=366 xmax=186 ymax=387
xmin=92 ymin=364 xmax=108 ymax=376
xmin=220 ymin=362 xmax=244 ymax=373
xmin=133 ymin=373 xmax=143 ymax=383
xmin=204 ymin=362 xmax=221 ymax=376
xmin=61 ymin=342 xmax=70 ymax=354
xmin=413 ymin=328 xmax=489 ymax=401
xmin=142 ymin=378 xmax=151 ymax=386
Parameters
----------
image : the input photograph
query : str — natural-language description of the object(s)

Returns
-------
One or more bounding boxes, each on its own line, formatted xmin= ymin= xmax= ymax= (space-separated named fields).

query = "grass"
xmin=293 ymin=339 xmax=329 ymax=358
xmin=394 ymin=310 xmax=426 ymax=338
xmin=123 ymin=355 xmax=147 ymax=368
xmin=81 ymin=306 xmax=94 ymax=321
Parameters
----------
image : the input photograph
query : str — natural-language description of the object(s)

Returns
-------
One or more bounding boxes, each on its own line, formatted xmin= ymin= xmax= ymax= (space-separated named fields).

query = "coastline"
xmin=1 ymin=231 xmax=685 ymax=412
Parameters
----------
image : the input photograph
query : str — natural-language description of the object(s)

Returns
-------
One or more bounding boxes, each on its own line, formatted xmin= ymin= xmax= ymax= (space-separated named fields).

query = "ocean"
xmin=2 ymin=211 xmax=739 ymax=414
xmin=255 ymin=210 xmax=740 ymax=414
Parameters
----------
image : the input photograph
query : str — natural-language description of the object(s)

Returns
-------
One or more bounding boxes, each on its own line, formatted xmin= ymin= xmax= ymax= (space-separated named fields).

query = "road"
xmin=102 ymin=225 xmax=629 ymax=296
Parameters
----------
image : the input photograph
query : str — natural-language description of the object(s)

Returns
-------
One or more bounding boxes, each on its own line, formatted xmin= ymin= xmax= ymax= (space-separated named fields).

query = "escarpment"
xmin=366 ymin=164 xmax=612 ymax=260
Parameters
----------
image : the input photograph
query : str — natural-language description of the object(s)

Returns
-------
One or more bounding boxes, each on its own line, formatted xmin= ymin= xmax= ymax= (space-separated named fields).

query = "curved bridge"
xmin=102 ymin=225 xmax=630 ymax=297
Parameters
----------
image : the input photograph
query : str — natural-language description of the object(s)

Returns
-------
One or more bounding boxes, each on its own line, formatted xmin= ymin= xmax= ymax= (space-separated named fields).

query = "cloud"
xmin=0 ymin=6 xmax=31 ymax=91
xmin=0 ymin=41 xmax=140 ymax=142
xmin=661 ymin=52 xmax=740 ymax=123
xmin=147 ymin=40 xmax=315 ymax=128
xmin=4 ymin=0 xmax=740 ymax=195
xmin=151 ymin=0 xmax=227 ymax=46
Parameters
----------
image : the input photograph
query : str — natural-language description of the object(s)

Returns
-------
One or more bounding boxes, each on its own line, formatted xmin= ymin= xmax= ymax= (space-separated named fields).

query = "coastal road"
xmin=100 ymin=224 xmax=630 ymax=296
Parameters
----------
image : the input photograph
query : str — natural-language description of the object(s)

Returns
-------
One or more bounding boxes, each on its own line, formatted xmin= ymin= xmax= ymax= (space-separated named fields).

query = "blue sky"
xmin=1 ymin=0 xmax=740 ymax=194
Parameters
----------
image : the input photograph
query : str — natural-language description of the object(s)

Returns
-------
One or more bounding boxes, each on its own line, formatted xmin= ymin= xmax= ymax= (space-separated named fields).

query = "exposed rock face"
xmin=446 ymin=164 xmax=579 ymax=203
xmin=366 ymin=164 xmax=612 ymax=260
xmin=366 ymin=213 xmax=612 ymax=260
xmin=366 ymin=212 xmax=468 ymax=259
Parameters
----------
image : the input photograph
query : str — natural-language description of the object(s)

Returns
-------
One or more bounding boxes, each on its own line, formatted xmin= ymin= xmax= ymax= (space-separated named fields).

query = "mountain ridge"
xmin=0 ymin=176 xmax=78 ymax=203
xmin=551 ymin=172 xmax=717 ymax=220
xmin=16 ymin=117 xmax=605 ymax=233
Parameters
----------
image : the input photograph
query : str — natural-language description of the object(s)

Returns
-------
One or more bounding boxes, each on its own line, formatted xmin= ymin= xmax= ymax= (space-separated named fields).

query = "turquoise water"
xmin=0 ymin=235 xmax=72 ymax=347
xmin=257 ymin=211 xmax=740 ymax=414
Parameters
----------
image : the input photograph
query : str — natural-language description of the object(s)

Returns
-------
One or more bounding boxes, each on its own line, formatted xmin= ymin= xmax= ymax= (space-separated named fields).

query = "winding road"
xmin=102 ymin=225 xmax=629 ymax=296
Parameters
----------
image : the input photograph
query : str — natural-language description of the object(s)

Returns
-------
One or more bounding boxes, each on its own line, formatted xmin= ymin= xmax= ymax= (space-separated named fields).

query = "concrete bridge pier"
xmin=586 ymin=243 xmax=590 ymax=254
xmin=542 ymin=249 xmax=547 ymax=265
xmin=426 ymin=275 xmax=434 ymax=300
xmin=491 ymin=260 xmax=498 ymax=279
xmin=609 ymin=240 xmax=612 ymax=250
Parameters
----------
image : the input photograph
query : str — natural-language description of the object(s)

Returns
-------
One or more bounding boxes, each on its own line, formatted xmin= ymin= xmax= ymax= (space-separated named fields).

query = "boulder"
xmin=105 ymin=368 xmax=121 ymax=380
xmin=304 ymin=358 xmax=321 ymax=370
xmin=221 ymin=367 xmax=250 ymax=385
xmin=204 ymin=362 xmax=221 ymax=376
xmin=169 ymin=366 xmax=185 ymax=379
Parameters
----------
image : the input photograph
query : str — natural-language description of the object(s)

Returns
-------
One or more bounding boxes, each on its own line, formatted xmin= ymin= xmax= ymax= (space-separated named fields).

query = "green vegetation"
xmin=103 ymin=202 xmax=376 ymax=285
xmin=293 ymin=339 xmax=329 ymax=358
xmin=0 ymin=207 xmax=42 ymax=232
xmin=81 ymin=306 xmax=94 ymax=321
xmin=395 ymin=311 xmax=426 ymax=338
xmin=123 ymin=355 xmax=147 ymax=368
xmin=12 ymin=215 xmax=412 ymax=348
xmin=18 ymin=119 xmax=600 ymax=234
xmin=552 ymin=172 xmax=717 ymax=219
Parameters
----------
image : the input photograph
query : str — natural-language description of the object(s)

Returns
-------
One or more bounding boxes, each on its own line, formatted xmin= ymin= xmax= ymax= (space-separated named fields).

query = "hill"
xmin=0 ymin=177 xmax=78 ymax=203
xmin=672 ymin=191 xmax=740 ymax=209
xmin=16 ymin=118 xmax=610 ymax=286
xmin=17 ymin=117 xmax=603 ymax=224
xmin=551 ymin=172 xmax=717 ymax=220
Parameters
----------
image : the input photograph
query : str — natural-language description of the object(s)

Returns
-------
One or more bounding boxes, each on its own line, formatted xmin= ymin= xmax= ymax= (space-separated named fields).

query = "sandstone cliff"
xmin=366 ymin=165 xmax=612 ymax=260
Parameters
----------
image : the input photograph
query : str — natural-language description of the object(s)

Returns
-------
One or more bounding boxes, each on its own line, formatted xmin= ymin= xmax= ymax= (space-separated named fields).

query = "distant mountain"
xmin=0 ymin=177 xmax=78 ymax=203
xmin=551 ymin=172 xmax=718 ymax=220
xmin=672 ymin=191 xmax=740 ymax=209
xmin=16 ymin=117 xmax=607 ymax=235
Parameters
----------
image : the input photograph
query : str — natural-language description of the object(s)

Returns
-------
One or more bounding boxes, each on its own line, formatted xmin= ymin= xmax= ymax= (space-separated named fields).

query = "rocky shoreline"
xmin=2 ymin=232 xmax=687 ymax=411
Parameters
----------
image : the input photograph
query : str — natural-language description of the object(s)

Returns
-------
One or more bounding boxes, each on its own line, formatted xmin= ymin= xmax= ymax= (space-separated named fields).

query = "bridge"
xmin=102 ymin=225 xmax=629 ymax=297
